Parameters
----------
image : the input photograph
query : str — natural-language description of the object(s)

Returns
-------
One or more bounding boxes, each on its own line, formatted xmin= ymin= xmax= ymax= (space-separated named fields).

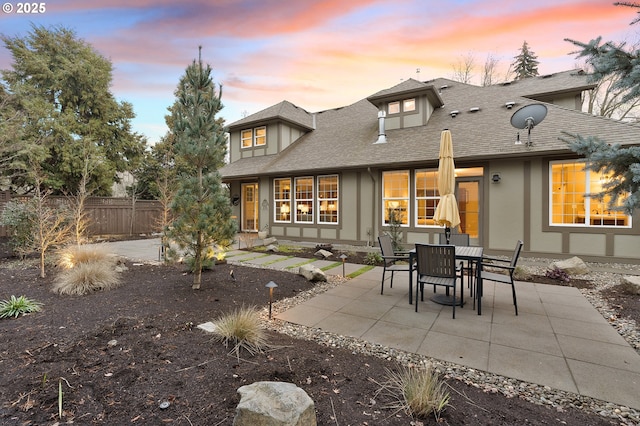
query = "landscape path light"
xmin=266 ymin=281 xmax=278 ymax=319
xmin=339 ymin=254 xmax=347 ymax=277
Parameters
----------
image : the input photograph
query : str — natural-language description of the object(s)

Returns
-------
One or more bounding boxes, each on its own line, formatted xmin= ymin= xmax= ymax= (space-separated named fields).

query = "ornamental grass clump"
xmin=0 ymin=295 xmax=43 ymax=319
xmin=53 ymin=259 xmax=121 ymax=295
xmin=57 ymin=244 xmax=112 ymax=269
xmin=210 ymin=306 xmax=268 ymax=360
xmin=375 ymin=365 xmax=450 ymax=421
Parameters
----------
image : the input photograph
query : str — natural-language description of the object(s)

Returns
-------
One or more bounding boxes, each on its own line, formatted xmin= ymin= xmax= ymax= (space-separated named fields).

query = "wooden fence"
xmin=0 ymin=191 xmax=164 ymax=237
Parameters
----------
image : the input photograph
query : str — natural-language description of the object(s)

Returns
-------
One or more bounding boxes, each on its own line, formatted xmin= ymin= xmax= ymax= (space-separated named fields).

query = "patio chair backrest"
xmin=378 ymin=235 xmax=396 ymax=265
xmin=438 ymin=232 xmax=470 ymax=246
xmin=510 ymin=240 xmax=524 ymax=268
xmin=415 ymin=244 xmax=456 ymax=279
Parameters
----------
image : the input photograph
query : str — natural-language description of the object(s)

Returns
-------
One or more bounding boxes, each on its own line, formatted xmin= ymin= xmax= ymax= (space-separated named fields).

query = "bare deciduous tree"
xmin=451 ymin=53 xmax=476 ymax=84
xmin=481 ymin=54 xmax=501 ymax=86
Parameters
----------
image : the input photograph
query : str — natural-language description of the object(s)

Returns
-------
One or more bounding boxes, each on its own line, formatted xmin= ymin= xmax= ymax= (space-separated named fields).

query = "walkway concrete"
xmin=101 ymin=238 xmax=640 ymax=410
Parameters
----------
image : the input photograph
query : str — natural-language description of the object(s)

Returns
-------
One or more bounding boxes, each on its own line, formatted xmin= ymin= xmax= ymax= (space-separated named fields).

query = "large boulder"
xmin=620 ymin=275 xmax=640 ymax=295
xmin=265 ymin=244 xmax=279 ymax=253
xmin=549 ymin=256 xmax=590 ymax=275
xmin=262 ymin=237 xmax=278 ymax=246
xmin=314 ymin=249 xmax=333 ymax=259
xmin=234 ymin=381 xmax=316 ymax=426
xmin=298 ymin=264 xmax=327 ymax=282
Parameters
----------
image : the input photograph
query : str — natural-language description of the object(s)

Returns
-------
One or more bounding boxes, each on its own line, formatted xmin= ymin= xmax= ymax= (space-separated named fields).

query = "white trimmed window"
xmin=550 ymin=160 xmax=630 ymax=227
xmin=403 ymin=98 xmax=416 ymax=112
xmin=294 ymin=177 xmax=314 ymax=223
xmin=388 ymin=101 xmax=400 ymax=114
xmin=318 ymin=175 xmax=339 ymax=224
xmin=415 ymin=170 xmax=439 ymax=226
xmin=254 ymin=126 xmax=266 ymax=146
xmin=382 ymin=170 xmax=409 ymax=225
xmin=241 ymin=129 xmax=253 ymax=148
xmin=274 ymin=178 xmax=291 ymax=222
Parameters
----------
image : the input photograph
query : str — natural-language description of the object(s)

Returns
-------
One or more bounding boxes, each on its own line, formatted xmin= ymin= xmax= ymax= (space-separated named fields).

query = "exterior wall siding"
xmin=486 ymin=160 xmax=526 ymax=250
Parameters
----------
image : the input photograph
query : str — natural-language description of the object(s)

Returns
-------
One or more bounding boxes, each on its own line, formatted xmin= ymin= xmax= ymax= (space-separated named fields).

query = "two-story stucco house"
xmin=220 ymin=69 xmax=639 ymax=263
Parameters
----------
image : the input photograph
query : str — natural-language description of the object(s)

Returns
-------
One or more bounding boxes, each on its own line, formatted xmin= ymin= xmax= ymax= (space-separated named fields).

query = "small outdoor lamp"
xmin=266 ymin=281 xmax=278 ymax=319
xmin=339 ymin=254 xmax=348 ymax=277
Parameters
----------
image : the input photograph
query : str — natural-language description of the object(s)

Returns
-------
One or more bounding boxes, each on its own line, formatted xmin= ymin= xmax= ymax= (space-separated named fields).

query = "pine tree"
xmin=167 ymin=48 xmax=236 ymax=290
xmin=511 ymin=41 xmax=539 ymax=79
xmin=564 ymin=2 xmax=640 ymax=213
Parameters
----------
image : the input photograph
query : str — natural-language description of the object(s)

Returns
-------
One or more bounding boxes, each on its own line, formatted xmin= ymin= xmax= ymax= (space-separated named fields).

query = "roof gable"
xmin=227 ymin=100 xmax=314 ymax=131
xmin=367 ymin=78 xmax=444 ymax=108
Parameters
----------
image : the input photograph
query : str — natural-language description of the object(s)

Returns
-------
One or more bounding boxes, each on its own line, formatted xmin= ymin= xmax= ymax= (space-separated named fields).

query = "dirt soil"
xmin=0 ymin=240 xmax=637 ymax=425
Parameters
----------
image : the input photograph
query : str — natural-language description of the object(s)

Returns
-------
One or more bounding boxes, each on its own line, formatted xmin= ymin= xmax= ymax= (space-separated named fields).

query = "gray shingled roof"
xmin=220 ymin=70 xmax=639 ymax=179
xmin=226 ymin=100 xmax=314 ymax=131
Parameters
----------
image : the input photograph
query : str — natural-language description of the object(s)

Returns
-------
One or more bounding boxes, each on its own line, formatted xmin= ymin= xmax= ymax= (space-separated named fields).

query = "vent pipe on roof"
xmin=375 ymin=110 xmax=387 ymax=144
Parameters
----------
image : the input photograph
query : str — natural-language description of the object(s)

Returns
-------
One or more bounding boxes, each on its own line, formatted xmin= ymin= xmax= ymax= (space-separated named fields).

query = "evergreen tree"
xmin=167 ymin=48 xmax=236 ymax=289
xmin=564 ymin=2 xmax=640 ymax=213
xmin=511 ymin=41 xmax=539 ymax=79
xmin=0 ymin=24 xmax=146 ymax=195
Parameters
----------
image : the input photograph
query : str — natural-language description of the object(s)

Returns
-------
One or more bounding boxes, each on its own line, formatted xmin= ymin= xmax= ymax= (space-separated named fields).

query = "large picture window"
xmin=382 ymin=171 xmax=409 ymax=225
xmin=274 ymin=178 xmax=291 ymax=222
xmin=550 ymin=160 xmax=630 ymax=227
xmin=318 ymin=175 xmax=339 ymax=224
xmin=415 ymin=170 xmax=439 ymax=226
xmin=294 ymin=177 xmax=314 ymax=223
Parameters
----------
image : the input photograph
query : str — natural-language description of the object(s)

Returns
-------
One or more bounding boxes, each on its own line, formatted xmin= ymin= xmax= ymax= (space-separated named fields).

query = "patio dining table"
xmin=408 ymin=245 xmax=484 ymax=313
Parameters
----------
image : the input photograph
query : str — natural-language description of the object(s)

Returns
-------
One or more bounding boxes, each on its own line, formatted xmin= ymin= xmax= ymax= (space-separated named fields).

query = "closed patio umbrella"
xmin=433 ymin=129 xmax=460 ymax=244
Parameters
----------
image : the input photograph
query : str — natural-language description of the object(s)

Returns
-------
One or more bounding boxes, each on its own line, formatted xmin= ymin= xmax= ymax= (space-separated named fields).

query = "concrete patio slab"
xmin=102 ymin=238 xmax=640 ymax=411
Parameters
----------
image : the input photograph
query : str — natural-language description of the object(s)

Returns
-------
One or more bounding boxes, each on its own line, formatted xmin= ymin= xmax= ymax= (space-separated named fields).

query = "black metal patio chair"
xmin=378 ymin=235 xmax=412 ymax=295
xmin=439 ymin=232 xmax=472 ymax=294
xmin=415 ymin=243 xmax=464 ymax=318
xmin=478 ymin=240 xmax=524 ymax=315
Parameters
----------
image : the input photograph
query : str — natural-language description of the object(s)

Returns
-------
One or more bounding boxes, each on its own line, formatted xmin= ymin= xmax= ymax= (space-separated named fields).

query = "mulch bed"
xmin=0 ymin=239 xmax=632 ymax=425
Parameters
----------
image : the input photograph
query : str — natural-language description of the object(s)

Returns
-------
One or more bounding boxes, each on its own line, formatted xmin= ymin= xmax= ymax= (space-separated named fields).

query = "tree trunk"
xmin=40 ymin=252 xmax=46 ymax=278
xmin=192 ymin=230 xmax=202 ymax=290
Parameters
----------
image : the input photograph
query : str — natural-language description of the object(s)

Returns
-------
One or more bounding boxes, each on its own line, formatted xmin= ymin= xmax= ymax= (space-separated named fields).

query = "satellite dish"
xmin=510 ymin=103 xmax=547 ymax=147
xmin=510 ymin=103 xmax=547 ymax=130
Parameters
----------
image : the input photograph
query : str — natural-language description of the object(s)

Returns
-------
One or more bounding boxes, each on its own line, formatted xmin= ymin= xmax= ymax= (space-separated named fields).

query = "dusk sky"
xmin=0 ymin=1 xmax=637 ymax=144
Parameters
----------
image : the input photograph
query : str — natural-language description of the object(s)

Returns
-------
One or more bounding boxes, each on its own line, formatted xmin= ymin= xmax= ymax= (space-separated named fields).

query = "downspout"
xmin=367 ymin=167 xmax=377 ymax=246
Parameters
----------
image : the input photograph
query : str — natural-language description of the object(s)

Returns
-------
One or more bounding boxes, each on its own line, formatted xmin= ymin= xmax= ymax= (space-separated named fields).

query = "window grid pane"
xmin=274 ymin=178 xmax=291 ymax=222
xmin=383 ymin=171 xmax=409 ymax=225
xmin=318 ymin=175 xmax=338 ymax=224
xmin=415 ymin=170 xmax=438 ymax=226
xmin=241 ymin=129 xmax=253 ymax=148
xmin=294 ymin=177 xmax=314 ymax=223
xmin=254 ymin=126 xmax=266 ymax=146
xmin=403 ymin=98 xmax=416 ymax=112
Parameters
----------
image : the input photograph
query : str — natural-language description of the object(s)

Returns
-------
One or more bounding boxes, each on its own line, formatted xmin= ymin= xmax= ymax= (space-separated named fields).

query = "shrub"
xmin=365 ymin=252 xmax=383 ymax=265
xmin=545 ymin=267 xmax=571 ymax=283
xmin=210 ymin=306 xmax=268 ymax=360
xmin=57 ymin=244 xmax=112 ymax=269
xmin=52 ymin=260 xmax=121 ymax=295
xmin=375 ymin=365 xmax=450 ymax=421
xmin=0 ymin=295 xmax=43 ymax=319
xmin=385 ymin=208 xmax=404 ymax=252
xmin=0 ymin=199 xmax=37 ymax=258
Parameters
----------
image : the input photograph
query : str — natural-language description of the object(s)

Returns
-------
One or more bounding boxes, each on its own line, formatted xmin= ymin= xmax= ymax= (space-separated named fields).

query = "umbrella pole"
xmin=445 ymin=226 xmax=451 ymax=244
